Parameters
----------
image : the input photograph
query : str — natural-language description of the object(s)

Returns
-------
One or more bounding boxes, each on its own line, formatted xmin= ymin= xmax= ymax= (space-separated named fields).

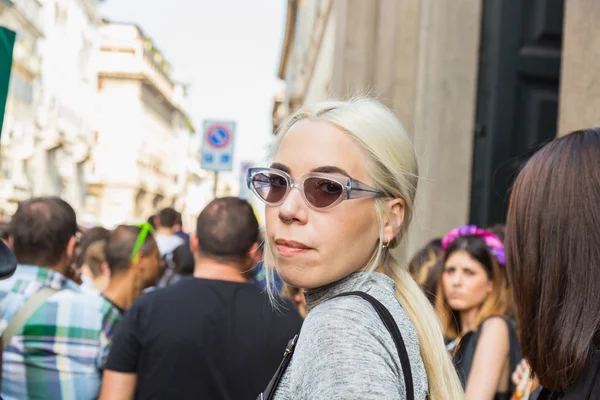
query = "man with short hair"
xmin=102 ymin=224 xmax=163 ymax=314
xmin=0 ymin=197 xmax=121 ymax=399
xmin=80 ymin=240 xmax=111 ymax=292
xmin=173 ymin=211 xmax=190 ymax=244
xmin=154 ymin=207 xmax=184 ymax=286
xmin=100 ymin=197 xmax=303 ymax=400
xmin=155 ymin=207 xmax=184 ymax=254
xmin=76 ymin=226 xmax=112 ymax=291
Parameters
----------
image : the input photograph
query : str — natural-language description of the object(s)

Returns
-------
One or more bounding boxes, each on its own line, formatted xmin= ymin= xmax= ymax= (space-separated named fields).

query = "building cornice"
xmin=277 ymin=0 xmax=298 ymax=80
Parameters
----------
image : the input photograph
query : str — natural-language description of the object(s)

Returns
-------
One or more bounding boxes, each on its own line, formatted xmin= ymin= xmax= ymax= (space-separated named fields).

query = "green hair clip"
xmin=131 ymin=222 xmax=155 ymax=262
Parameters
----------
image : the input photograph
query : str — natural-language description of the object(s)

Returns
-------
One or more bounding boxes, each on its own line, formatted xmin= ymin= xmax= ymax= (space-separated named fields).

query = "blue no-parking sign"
xmin=201 ymin=120 xmax=236 ymax=171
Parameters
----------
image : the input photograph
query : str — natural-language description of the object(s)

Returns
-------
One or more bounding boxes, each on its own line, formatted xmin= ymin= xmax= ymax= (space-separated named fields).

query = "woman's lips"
xmin=446 ymin=292 xmax=463 ymax=300
xmin=275 ymin=239 xmax=312 ymax=257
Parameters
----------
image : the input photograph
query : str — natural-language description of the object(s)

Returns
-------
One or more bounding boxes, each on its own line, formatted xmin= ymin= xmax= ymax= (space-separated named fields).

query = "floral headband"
xmin=441 ymin=225 xmax=505 ymax=266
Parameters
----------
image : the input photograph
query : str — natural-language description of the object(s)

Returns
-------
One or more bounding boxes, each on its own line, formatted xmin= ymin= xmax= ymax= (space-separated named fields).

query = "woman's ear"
xmin=190 ymin=233 xmax=198 ymax=253
xmin=382 ymin=198 xmax=405 ymax=244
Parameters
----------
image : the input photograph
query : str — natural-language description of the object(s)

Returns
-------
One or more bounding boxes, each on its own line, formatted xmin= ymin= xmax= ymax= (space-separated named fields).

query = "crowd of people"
xmin=0 ymin=98 xmax=598 ymax=399
xmin=0 ymin=198 xmax=303 ymax=399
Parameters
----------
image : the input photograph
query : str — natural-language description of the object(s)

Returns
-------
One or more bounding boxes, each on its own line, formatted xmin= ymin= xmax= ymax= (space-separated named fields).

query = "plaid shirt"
xmin=0 ymin=265 xmax=122 ymax=400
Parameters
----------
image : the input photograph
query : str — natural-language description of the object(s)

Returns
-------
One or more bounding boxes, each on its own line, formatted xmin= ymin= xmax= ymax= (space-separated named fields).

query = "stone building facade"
xmin=274 ymin=0 xmax=594 ymax=258
xmin=0 ymin=5 xmax=206 ymax=228
xmin=91 ymin=20 xmax=206 ymax=228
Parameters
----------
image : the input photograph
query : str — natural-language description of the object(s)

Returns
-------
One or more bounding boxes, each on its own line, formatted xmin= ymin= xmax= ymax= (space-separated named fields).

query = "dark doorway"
xmin=469 ymin=0 xmax=564 ymax=227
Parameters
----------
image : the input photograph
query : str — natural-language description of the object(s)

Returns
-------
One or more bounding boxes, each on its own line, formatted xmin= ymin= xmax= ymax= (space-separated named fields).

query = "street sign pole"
xmin=213 ymin=171 xmax=219 ymax=197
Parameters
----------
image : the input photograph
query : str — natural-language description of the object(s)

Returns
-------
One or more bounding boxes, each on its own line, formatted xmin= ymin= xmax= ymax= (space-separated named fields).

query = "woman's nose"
xmin=451 ymin=273 xmax=463 ymax=287
xmin=278 ymin=186 xmax=307 ymax=224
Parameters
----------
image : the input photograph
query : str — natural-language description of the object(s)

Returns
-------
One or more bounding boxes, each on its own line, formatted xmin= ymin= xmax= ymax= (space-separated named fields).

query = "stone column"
xmin=331 ymin=0 xmax=379 ymax=97
xmin=327 ymin=0 xmax=482 ymax=260
xmin=404 ymin=0 xmax=483 ymax=257
xmin=558 ymin=0 xmax=600 ymax=135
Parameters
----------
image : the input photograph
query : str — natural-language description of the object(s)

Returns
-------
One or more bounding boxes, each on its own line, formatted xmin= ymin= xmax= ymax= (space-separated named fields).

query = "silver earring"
xmin=382 ymin=241 xmax=389 ymax=249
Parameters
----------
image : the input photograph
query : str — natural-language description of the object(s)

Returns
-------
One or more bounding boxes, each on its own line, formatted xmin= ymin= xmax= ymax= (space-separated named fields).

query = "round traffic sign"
xmin=206 ymin=125 xmax=231 ymax=149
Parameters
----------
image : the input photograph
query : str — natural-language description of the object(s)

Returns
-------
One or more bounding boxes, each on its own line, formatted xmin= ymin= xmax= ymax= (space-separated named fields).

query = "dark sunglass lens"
xmin=304 ymin=178 xmax=343 ymax=208
xmin=252 ymin=173 xmax=288 ymax=203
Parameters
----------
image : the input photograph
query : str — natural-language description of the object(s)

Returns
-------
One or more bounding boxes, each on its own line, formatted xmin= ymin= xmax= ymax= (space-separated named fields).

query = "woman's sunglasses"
xmin=247 ymin=167 xmax=385 ymax=210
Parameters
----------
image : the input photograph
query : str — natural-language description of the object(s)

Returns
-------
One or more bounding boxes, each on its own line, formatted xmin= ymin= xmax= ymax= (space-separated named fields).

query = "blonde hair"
xmin=264 ymin=98 xmax=465 ymax=399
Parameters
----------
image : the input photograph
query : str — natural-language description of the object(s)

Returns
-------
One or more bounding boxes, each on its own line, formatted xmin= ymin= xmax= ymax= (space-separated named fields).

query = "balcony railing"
xmin=97 ymin=48 xmax=176 ymax=106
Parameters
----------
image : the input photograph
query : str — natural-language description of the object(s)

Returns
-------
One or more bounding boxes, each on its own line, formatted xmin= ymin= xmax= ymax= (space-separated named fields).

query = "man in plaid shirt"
xmin=0 ymin=197 xmax=122 ymax=400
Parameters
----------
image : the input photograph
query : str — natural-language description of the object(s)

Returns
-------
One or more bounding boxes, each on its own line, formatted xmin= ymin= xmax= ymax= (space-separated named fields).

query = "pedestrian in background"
xmin=506 ymin=128 xmax=600 ymax=399
xmin=100 ymin=197 xmax=302 ymax=400
xmin=0 ymin=197 xmax=121 ymax=399
xmin=102 ymin=224 xmax=163 ymax=315
xmin=436 ymin=225 xmax=521 ymax=399
xmin=408 ymin=238 xmax=443 ymax=305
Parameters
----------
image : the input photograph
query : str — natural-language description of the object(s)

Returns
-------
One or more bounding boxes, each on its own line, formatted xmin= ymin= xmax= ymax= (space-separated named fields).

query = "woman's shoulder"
xmin=301 ymin=292 xmax=420 ymax=362
xmin=472 ymin=316 xmax=513 ymax=353
xmin=299 ymin=293 xmax=408 ymax=355
xmin=292 ymin=292 xmax=428 ymax=398
xmin=305 ymin=294 xmax=384 ymax=335
xmin=480 ymin=315 xmax=513 ymax=332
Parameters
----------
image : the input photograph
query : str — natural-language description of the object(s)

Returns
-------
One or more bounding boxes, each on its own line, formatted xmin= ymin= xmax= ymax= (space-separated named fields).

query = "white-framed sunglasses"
xmin=247 ymin=167 xmax=386 ymax=210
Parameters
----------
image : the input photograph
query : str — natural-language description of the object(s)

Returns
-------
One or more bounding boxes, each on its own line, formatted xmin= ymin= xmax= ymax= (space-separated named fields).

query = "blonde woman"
xmin=248 ymin=99 xmax=464 ymax=399
xmin=436 ymin=226 xmax=521 ymax=400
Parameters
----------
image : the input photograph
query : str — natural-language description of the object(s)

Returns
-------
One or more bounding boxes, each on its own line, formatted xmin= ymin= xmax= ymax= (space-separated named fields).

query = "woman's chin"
xmin=276 ymin=265 xmax=349 ymax=291
xmin=276 ymin=265 xmax=319 ymax=290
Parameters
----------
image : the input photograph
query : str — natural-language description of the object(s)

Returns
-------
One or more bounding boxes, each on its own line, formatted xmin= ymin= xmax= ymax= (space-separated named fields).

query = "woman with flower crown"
xmin=434 ymin=226 xmax=521 ymax=400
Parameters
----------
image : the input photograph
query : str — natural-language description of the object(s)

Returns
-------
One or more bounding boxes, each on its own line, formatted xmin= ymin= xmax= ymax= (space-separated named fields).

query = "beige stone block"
xmin=331 ymin=0 xmax=379 ymax=97
xmin=558 ymin=0 xmax=600 ymax=135
xmin=404 ymin=0 xmax=483 ymax=257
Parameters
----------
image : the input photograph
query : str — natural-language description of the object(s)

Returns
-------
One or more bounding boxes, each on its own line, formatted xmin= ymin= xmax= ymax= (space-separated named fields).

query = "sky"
xmin=100 ymin=0 xmax=286 ymax=192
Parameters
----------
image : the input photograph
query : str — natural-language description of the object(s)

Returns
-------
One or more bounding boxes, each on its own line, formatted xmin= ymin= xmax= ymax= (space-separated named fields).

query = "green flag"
xmin=0 ymin=27 xmax=16 ymax=140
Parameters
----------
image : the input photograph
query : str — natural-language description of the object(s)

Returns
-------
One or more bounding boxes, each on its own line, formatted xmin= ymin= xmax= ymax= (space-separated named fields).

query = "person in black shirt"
xmin=100 ymin=197 xmax=303 ymax=400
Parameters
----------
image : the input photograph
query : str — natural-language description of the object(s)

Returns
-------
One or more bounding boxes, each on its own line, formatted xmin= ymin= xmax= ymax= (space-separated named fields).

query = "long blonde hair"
xmin=263 ymin=98 xmax=465 ymax=399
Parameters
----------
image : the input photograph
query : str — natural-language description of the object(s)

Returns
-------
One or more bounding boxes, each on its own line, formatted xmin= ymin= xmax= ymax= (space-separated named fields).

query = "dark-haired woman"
xmin=506 ymin=128 xmax=600 ymax=399
xmin=436 ymin=226 xmax=521 ymax=400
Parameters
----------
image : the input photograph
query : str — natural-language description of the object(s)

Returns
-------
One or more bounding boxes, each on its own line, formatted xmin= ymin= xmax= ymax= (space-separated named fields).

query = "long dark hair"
xmin=506 ymin=128 xmax=600 ymax=391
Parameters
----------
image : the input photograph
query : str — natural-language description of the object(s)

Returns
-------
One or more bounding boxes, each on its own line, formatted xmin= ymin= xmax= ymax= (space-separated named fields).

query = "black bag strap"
xmin=333 ymin=291 xmax=414 ymax=400
xmin=257 ymin=291 xmax=415 ymax=400
xmin=258 ymin=334 xmax=298 ymax=400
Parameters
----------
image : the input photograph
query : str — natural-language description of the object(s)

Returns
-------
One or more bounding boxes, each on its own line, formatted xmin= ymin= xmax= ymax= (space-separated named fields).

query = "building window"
xmin=9 ymin=72 xmax=34 ymax=105
xmin=47 ymin=147 xmax=64 ymax=195
xmin=55 ymin=4 xmax=68 ymax=28
xmin=1 ymin=161 xmax=11 ymax=180
xmin=22 ymin=158 xmax=33 ymax=187
xmin=135 ymin=189 xmax=147 ymax=219
xmin=76 ymin=161 xmax=86 ymax=207
xmin=79 ymin=38 xmax=92 ymax=78
xmin=152 ymin=194 xmax=164 ymax=210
